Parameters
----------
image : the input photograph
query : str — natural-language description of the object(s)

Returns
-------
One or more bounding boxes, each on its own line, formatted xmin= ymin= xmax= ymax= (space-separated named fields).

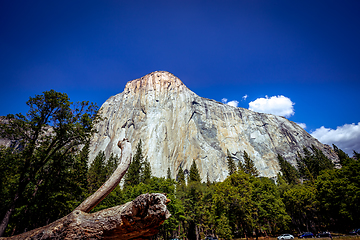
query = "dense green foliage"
xmin=1 ymin=91 xmax=360 ymax=238
xmin=189 ymin=160 xmax=201 ymax=183
xmin=241 ymin=150 xmax=259 ymax=177
xmin=296 ymin=145 xmax=334 ymax=183
xmin=124 ymin=140 xmax=145 ymax=187
xmin=315 ymin=156 xmax=360 ymax=231
xmin=226 ymin=150 xmax=236 ymax=176
xmin=0 ymin=90 xmax=99 ymax=236
xmin=277 ymin=154 xmax=299 ymax=185
xmin=177 ymin=165 xmax=185 ymax=185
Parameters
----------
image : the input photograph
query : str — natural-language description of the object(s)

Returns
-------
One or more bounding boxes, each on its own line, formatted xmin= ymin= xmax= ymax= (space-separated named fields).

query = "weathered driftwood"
xmin=75 ymin=139 xmax=133 ymax=213
xmin=2 ymin=193 xmax=170 ymax=240
xmin=1 ymin=139 xmax=171 ymax=240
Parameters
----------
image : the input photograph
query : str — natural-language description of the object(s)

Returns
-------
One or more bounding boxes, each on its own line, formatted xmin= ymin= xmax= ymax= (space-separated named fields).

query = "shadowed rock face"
xmin=89 ymin=71 xmax=338 ymax=182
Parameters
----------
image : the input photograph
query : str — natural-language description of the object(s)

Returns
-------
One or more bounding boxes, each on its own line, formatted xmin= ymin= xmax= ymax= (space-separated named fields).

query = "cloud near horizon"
xmin=222 ymin=98 xmax=239 ymax=107
xmin=248 ymin=95 xmax=295 ymax=118
xmin=311 ymin=122 xmax=360 ymax=156
xmin=296 ymin=123 xmax=307 ymax=129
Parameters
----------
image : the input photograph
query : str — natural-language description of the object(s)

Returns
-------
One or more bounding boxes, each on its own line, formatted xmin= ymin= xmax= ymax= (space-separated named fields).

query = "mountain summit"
xmin=89 ymin=71 xmax=337 ymax=182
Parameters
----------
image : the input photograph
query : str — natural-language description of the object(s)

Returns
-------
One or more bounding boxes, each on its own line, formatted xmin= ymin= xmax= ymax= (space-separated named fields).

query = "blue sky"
xmin=1 ymin=1 xmax=359 ymax=155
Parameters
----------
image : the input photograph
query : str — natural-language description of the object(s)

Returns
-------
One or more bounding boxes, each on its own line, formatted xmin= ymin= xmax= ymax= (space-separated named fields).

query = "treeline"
xmin=81 ymin=141 xmax=360 ymax=240
xmin=1 ymin=90 xmax=360 ymax=239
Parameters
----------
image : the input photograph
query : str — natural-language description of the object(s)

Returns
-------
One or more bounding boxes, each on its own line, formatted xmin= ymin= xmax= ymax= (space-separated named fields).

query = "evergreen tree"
xmin=87 ymin=151 xmax=107 ymax=193
xmin=87 ymin=152 xmax=122 ymax=213
xmin=124 ymin=140 xmax=144 ymax=187
xmin=277 ymin=154 xmax=299 ymax=185
xmin=206 ymin=172 xmax=211 ymax=186
xmin=105 ymin=153 xmax=119 ymax=180
xmin=76 ymin=140 xmax=90 ymax=191
xmin=142 ymin=157 xmax=152 ymax=184
xmin=297 ymin=146 xmax=334 ymax=182
xmin=354 ymin=150 xmax=360 ymax=160
xmin=333 ymin=144 xmax=351 ymax=166
xmin=243 ymin=151 xmax=259 ymax=176
xmin=312 ymin=146 xmax=334 ymax=172
xmin=296 ymin=150 xmax=313 ymax=181
xmin=250 ymin=177 xmax=290 ymax=235
xmin=189 ymin=159 xmax=201 ymax=183
xmin=0 ymin=90 xmax=98 ymax=236
xmin=226 ymin=149 xmax=236 ymax=176
xmin=282 ymin=184 xmax=317 ymax=232
xmin=213 ymin=171 xmax=253 ymax=238
xmin=183 ymin=161 xmax=203 ymax=240
xmin=216 ymin=213 xmax=233 ymax=240
xmin=315 ymin=158 xmax=360 ymax=230
xmin=177 ymin=165 xmax=185 ymax=186
xmin=167 ymin=167 xmax=172 ymax=180
xmin=238 ymin=158 xmax=245 ymax=173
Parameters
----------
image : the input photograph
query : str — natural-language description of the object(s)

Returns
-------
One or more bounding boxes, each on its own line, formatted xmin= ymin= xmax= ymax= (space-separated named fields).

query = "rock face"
xmin=89 ymin=71 xmax=337 ymax=182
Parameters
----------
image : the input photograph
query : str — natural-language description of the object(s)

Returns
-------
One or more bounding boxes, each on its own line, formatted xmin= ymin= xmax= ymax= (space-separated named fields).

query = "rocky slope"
xmin=89 ymin=71 xmax=337 ymax=182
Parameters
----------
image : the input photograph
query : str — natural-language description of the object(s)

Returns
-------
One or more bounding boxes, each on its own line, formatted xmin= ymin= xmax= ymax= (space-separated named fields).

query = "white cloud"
xmin=242 ymin=94 xmax=248 ymax=101
xmin=248 ymin=95 xmax=295 ymax=118
xmin=311 ymin=122 xmax=360 ymax=156
xmin=221 ymin=98 xmax=239 ymax=107
xmin=227 ymin=100 xmax=239 ymax=107
xmin=297 ymin=123 xmax=307 ymax=129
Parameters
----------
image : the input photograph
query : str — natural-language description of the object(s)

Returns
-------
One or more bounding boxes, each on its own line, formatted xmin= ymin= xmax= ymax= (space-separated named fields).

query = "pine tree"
xmin=226 ymin=149 xmax=236 ymax=176
xmin=354 ymin=150 xmax=360 ymax=160
xmin=167 ymin=167 xmax=172 ymax=180
xmin=296 ymin=148 xmax=314 ymax=182
xmin=142 ymin=157 xmax=151 ymax=184
xmin=75 ymin=140 xmax=90 ymax=192
xmin=297 ymin=146 xmax=334 ymax=181
xmin=189 ymin=159 xmax=201 ymax=182
xmin=277 ymin=154 xmax=299 ymax=185
xmin=0 ymin=90 xmax=98 ymax=236
xmin=206 ymin=172 xmax=211 ymax=186
xmin=296 ymin=151 xmax=308 ymax=179
xmin=124 ymin=140 xmax=144 ymax=188
xmin=316 ymin=158 xmax=360 ymax=230
xmin=238 ymin=158 xmax=245 ymax=173
xmin=177 ymin=165 xmax=185 ymax=185
xmin=87 ymin=151 xmax=107 ymax=193
xmin=333 ymin=144 xmax=351 ymax=166
xmin=312 ymin=146 xmax=334 ymax=173
xmin=105 ymin=153 xmax=119 ymax=180
xmin=243 ymin=150 xmax=259 ymax=176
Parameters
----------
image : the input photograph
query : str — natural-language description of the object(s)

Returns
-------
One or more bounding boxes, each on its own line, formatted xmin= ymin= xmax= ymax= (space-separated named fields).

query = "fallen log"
xmin=0 ymin=139 xmax=171 ymax=240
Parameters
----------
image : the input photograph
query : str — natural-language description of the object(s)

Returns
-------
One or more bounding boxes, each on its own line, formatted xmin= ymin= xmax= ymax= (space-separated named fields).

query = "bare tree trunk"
xmin=75 ymin=139 xmax=132 ymax=213
xmin=0 ymin=184 xmax=24 ymax=237
xmin=195 ymin=225 xmax=199 ymax=240
xmin=0 ymin=139 xmax=171 ymax=240
xmin=0 ymin=205 xmax=15 ymax=238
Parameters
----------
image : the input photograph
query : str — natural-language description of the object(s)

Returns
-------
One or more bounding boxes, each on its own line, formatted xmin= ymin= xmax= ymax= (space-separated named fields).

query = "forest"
xmin=0 ymin=90 xmax=359 ymax=239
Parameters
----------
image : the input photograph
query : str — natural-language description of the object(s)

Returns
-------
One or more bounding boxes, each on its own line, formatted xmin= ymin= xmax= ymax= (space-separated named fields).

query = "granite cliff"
xmin=89 ymin=71 xmax=337 ymax=182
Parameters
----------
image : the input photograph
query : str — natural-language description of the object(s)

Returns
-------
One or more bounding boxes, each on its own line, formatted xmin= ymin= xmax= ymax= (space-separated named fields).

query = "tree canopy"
xmin=0 ymin=90 xmax=99 ymax=236
xmin=277 ymin=154 xmax=299 ymax=185
xmin=226 ymin=149 xmax=236 ymax=176
xmin=189 ymin=159 xmax=201 ymax=183
xmin=240 ymin=151 xmax=259 ymax=177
